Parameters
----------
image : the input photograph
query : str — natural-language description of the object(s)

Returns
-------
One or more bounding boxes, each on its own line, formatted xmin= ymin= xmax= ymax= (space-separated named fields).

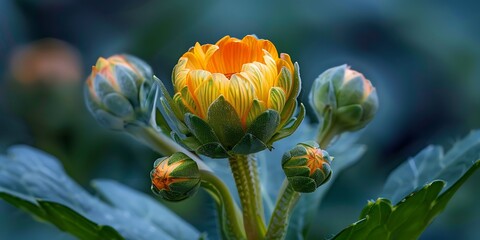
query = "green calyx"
xmin=282 ymin=141 xmax=333 ymax=193
xmin=172 ymin=97 xmax=305 ymax=158
xmin=85 ymin=54 xmax=156 ymax=131
xmin=309 ymin=64 xmax=378 ymax=134
xmin=150 ymin=152 xmax=201 ymax=201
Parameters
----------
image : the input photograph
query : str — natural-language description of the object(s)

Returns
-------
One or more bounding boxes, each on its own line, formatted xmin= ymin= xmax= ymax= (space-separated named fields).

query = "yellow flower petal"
xmin=226 ymin=75 xmax=255 ymax=126
xmin=172 ymin=58 xmax=189 ymax=92
xmin=194 ymin=77 xmax=223 ymax=118
xmin=268 ymin=87 xmax=286 ymax=113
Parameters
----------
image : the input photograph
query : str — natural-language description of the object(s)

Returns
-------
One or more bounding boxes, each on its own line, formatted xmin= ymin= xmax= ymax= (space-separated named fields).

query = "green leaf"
xmin=92 ymin=180 xmax=200 ymax=240
xmin=0 ymin=193 xmax=124 ymax=240
xmin=382 ymin=130 xmax=480 ymax=204
xmin=0 ymin=145 xmax=201 ymax=240
xmin=332 ymin=130 xmax=480 ymax=239
xmin=332 ymin=161 xmax=480 ymax=240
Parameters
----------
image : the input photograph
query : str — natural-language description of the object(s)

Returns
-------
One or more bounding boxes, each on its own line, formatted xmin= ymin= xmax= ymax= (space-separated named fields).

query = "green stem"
xmin=316 ymin=108 xmax=338 ymax=149
xmin=125 ymin=124 xmax=211 ymax=170
xmin=265 ymin=180 xmax=300 ymax=240
xmin=317 ymin=125 xmax=337 ymax=149
xmin=200 ymin=170 xmax=246 ymax=240
xmin=229 ymin=154 xmax=266 ymax=240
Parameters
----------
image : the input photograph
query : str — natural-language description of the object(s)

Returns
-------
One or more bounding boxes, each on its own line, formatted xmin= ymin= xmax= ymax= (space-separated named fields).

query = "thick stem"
xmin=229 ymin=154 xmax=266 ymax=240
xmin=265 ymin=180 xmax=300 ymax=240
xmin=200 ymin=170 xmax=246 ymax=240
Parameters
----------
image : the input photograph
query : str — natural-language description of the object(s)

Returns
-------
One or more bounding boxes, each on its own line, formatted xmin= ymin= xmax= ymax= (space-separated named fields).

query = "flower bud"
xmin=150 ymin=152 xmax=201 ymax=201
xmin=282 ymin=141 xmax=333 ymax=193
xmin=85 ymin=54 xmax=155 ymax=130
xmin=310 ymin=65 xmax=378 ymax=132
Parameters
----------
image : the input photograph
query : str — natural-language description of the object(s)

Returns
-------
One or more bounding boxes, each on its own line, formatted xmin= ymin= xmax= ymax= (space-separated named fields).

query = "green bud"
xmin=282 ymin=141 xmax=333 ymax=193
xmin=310 ymin=65 xmax=378 ymax=132
xmin=85 ymin=54 xmax=156 ymax=130
xmin=150 ymin=152 xmax=201 ymax=201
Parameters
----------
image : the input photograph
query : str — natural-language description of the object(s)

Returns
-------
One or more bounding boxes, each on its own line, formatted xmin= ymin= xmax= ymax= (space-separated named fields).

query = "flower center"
xmin=306 ymin=148 xmax=325 ymax=176
xmin=206 ymin=41 xmax=266 ymax=78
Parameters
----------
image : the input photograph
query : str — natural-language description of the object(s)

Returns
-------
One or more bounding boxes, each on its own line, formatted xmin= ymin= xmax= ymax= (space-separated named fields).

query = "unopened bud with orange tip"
xmin=310 ymin=65 xmax=378 ymax=135
xmin=84 ymin=54 xmax=155 ymax=130
xmin=282 ymin=141 xmax=333 ymax=193
xmin=150 ymin=152 xmax=201 ymax=201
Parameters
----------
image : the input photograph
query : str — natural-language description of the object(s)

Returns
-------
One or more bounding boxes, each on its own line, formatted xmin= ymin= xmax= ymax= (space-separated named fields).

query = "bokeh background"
xmin=1 ymin=0 xmax=479 ymax=239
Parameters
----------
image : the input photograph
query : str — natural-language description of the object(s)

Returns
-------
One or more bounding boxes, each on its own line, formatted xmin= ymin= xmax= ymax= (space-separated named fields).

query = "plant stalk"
xmin=200 ymin=170 xmax=246 ymax=240
xmin=228 ymin=154 xmax=266 ymax=240
xmin=265 ymin=180 xmax=300 ymax=240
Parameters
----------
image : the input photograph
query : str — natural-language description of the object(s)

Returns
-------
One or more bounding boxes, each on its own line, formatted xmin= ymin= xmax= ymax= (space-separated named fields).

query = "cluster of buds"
xmin=84 ymin=54 xmax=156 ymax=130
xmin=83 ymin=35 xmax=381 ymax=240
xmin=282 ymin=141 xmax=333 ymax=193
xmin=150 ymin=152 xmax=201 ymax=201
xmin=310 ymin=64 xmax=378 ymax=134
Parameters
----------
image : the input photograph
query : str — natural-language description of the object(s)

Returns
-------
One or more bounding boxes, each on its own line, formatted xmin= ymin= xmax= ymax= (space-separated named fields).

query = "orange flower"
xmin=172 ymin=35 xmax=298 ymax=128
xmin=167 ymin=35 xmax=304 ymax=157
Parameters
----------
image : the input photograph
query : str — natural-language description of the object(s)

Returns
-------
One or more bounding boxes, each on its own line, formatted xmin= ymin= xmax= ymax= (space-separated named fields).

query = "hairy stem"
xmin=229 ymin=154 xmax=266 ymax=240
xmin=200 ymin=170 xmax=245 ymax=240
xmin=265 ymin=180 xmax=300 ymax=240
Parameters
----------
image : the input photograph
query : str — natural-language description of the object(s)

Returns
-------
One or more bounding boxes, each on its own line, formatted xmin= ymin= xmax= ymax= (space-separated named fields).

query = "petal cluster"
xmin=166 ymin=35 xmax=304 ymax=158
xmin=172 ymin=35 xmax=297 ymax=128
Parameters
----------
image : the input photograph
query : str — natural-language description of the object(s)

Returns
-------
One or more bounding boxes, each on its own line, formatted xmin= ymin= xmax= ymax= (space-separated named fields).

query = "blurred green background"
xmin=0 ymin=0 xmax=479 ymax=239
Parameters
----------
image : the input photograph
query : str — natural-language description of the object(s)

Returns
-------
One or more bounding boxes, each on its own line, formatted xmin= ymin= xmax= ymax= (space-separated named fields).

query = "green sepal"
xmin=283 ymin=163 xmax=309 ymax=177
xmin=93 ymin=109 xmax=124 ymax=130
xmin=310 ymin=74 xmax=338 ymax=120
xmin=154 ymin=75 xmax=184 ymax=121
xmin=291 ymin=62 xmax=302 ymax=99
xmin=362 ymin=89 xmax=379 ymax=122
xmin=337 ymin=74 xmax=366 ymax=106
xmin=102 ymin=92 xmax=135 ymax=119
xmin=207 ymin=96 xmax=245 ymax=148
xmin=196 ymin=142 xmax=229 ymax=158
xmin=184 ymin=113 xmax=220 ymax=144
xmin=311 ymin=164 xmax=332 ymax=187
xmin=246 ymin=109 xmax=280 ymax=143
xmin=114 ymin=64 xmax=139 ymax=104
xmin=287 ymin=176 xmax=317 ymax=193
xmin=231 ymin=133 xmax=269 ymax=155
xmin=336 ymin=104 xmax=364 ymax=128
xmin=171 ymin=132 xmax=201 ymax=151
xmin=270 ymin=103 xmax=305 ymax=144
xmin=93 ymin=74 xmax=116 ymax=100
xmin=161 ymin=97 xmax=189 ymax=134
